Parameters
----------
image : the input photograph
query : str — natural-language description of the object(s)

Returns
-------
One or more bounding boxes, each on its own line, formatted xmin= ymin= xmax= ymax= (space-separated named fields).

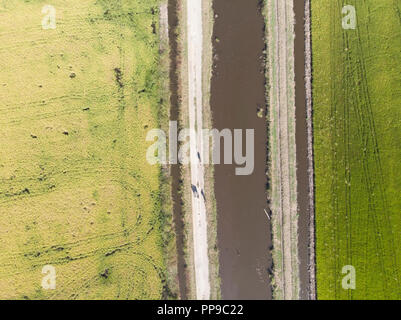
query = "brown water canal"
xmin=211 ymin=0 xmax=273 ymax=300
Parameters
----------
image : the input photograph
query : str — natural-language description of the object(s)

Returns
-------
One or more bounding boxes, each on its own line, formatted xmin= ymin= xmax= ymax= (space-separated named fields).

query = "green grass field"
xmin=0 ymin=0 xmax=171 ymax=299
xmin=312 ymin=0 xmax=401 ymax=299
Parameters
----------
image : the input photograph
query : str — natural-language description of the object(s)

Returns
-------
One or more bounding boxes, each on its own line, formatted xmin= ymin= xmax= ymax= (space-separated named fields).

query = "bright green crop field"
xmin=312 ymin=0 xmax=401 ymax=299
xmin=0 ymin=0 xmax=172 ymax=299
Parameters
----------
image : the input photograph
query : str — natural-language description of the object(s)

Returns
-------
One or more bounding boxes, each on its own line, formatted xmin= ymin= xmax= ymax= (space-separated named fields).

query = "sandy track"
xmin=268 ymin=0 xmax=299 ymax=299
xmin=186 ymin=0 xmax=210 ymax=299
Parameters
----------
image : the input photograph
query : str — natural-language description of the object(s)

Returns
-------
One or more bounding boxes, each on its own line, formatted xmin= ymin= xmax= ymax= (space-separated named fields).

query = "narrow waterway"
xmin=168 ymin=0 xmax=187 ymax=300
xmin=294 ymin=0 xmax=312 ymax=300
xmin=211 ymin=0 xmax=273 ymax=299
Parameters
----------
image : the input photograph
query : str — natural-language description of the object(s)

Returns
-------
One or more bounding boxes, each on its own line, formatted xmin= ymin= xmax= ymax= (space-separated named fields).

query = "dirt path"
xmin=268 ymin=0 xmax=299 ymax=299
xmin=186 ymin=0 xmax=210 ymax=300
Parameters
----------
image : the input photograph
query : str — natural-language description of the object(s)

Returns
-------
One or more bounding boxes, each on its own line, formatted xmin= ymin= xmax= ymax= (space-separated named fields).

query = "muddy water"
xmin=211 ymin=0 xmax=272 ymax=299
xmin=294 ymin=0 xmax=311 ymax=300
xmin=168 ymin=0 xmax=187 ymax=299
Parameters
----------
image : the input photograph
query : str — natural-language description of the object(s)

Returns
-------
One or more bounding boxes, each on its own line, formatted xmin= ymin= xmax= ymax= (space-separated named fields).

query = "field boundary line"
xmin=304 ymin=0 xmax=316 ymax=300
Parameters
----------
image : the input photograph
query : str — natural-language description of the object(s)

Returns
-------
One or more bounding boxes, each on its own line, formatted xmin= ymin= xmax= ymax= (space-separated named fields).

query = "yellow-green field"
xmin=0 ymin=0 xmax=171 ymax=299
xmin=312 ymin=0 xmax=401 ymax=299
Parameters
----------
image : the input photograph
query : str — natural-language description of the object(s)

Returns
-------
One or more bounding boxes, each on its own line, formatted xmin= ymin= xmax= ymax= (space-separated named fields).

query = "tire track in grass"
xmin=337 ymin=1 xmax=351 ymax=299
xmin=354 ymin=0 xmax=400 ymax=296
xmin=341 ymin=0 xmax=387 ymax=298
xmin=338 ymin=0 xmax=353 ymax=298
xmin=342 ymin=27 xmax=352 ymax=301
xmin=0 ymin=0 xmax=166 ymax=299
xmin=352 ymin=86 xmax=387 ymax=297
xmin=337 ymin=0 xmax=400 ymax=298
xmin=315 ymin=0 xmax=401 ymax=299
xmin=328 ymin=0 xmax=398 ymax=298
xmin=329 ymin=0 xmax=342 ymax=297
xmin=347 ymin=45 xmax=371 ymax=297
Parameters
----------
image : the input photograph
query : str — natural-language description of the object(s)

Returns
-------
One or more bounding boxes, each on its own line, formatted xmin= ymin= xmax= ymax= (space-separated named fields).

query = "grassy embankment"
xmin=0 ymin=0 xmax=174 ymax=299
xmin=265 ymin=0 xmax=299 ymax=299
xmin=312 ymin=0 xmax=401 ymax=299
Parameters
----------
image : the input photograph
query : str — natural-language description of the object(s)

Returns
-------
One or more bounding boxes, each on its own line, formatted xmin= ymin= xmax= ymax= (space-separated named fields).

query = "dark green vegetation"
xmin=312 ymin=0 xmax=401 ymax=299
